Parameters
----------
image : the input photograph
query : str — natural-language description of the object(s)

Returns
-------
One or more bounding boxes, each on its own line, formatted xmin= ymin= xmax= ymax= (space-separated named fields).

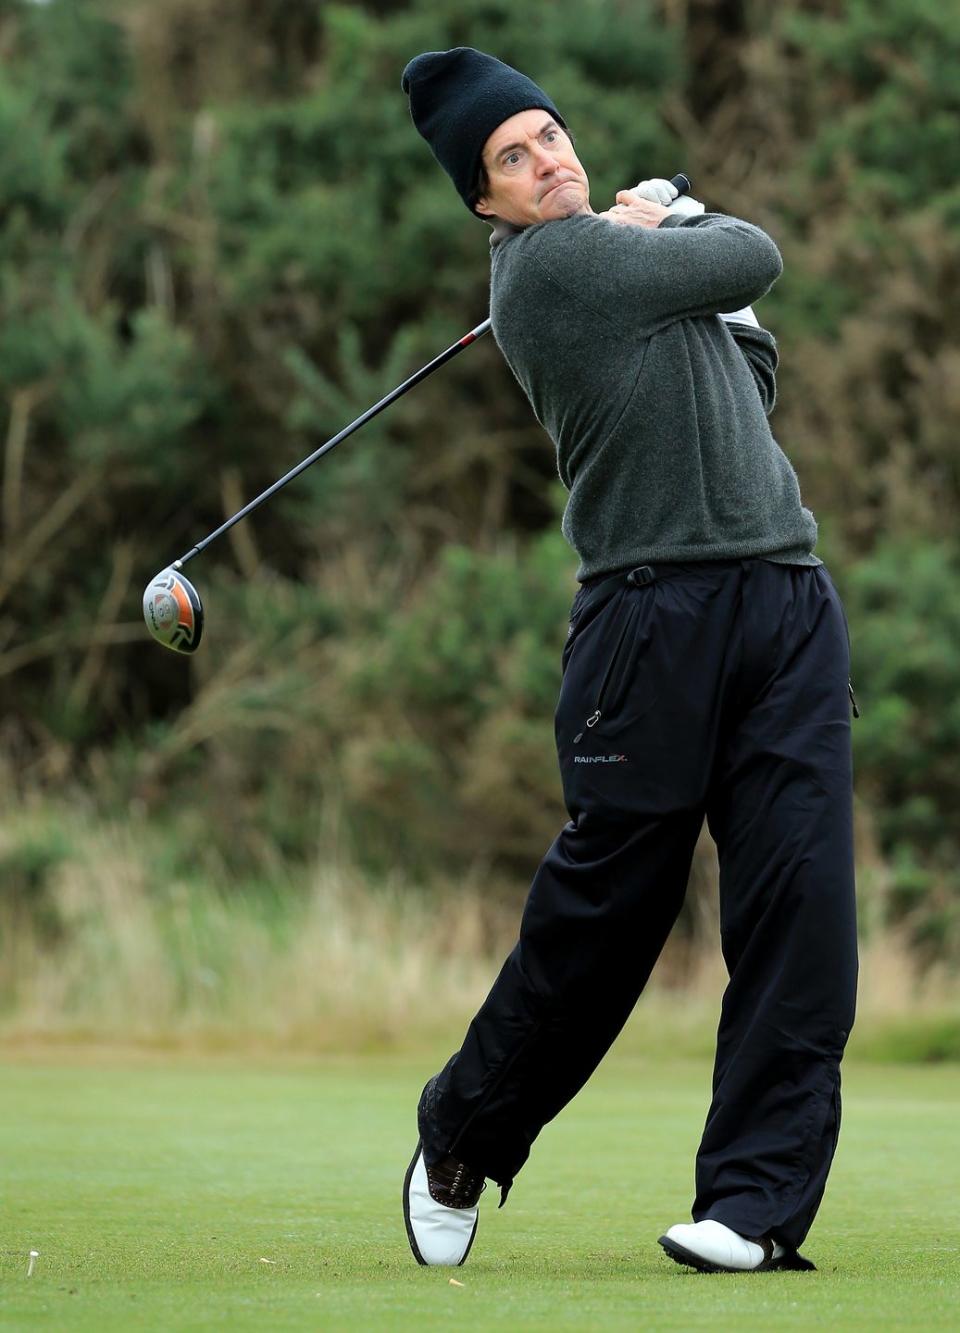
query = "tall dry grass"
xmin=1 ymin=810 xmax=957 ymax=1059
xmin=0 ymin=814 xmax=509 ymax=1051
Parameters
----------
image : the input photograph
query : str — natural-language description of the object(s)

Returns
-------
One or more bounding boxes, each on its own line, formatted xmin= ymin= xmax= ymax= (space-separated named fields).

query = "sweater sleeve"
xmin=528 ymin=211 xmax=783 ymax=333
xmin=723 ymin=321 xmax=779 ymax=415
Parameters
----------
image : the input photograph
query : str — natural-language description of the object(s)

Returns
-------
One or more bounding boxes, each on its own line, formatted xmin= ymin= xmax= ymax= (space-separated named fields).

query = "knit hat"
xmin=401 ymin=47 xmax=566 ymax=214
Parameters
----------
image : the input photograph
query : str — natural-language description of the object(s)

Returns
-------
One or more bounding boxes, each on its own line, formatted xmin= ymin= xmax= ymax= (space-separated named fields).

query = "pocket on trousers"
xmin=573 ymin=590 xmax=657 ymax=741
xmin=580 ymin=613 xmax=634 ymax=734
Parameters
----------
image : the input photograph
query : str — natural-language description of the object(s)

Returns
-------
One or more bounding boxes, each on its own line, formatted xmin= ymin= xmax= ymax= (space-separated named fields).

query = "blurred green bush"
xmin=840 ymin=542 xmax=960 ymax=961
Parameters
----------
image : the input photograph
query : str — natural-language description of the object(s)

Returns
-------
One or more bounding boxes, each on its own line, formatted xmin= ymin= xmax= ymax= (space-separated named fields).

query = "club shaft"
xmin=174 ymin=319 xmax=492 ymax=568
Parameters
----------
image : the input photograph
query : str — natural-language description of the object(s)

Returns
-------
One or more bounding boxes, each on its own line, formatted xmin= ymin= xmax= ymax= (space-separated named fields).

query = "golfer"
xmin=400 ymin=47 xmax=858 ymax=1274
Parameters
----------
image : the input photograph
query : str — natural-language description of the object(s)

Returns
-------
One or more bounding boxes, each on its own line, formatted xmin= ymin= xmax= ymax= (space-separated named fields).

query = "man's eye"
xmin=544 ymin=131 xmax=558 ymax=143
xmin=505 ymin=152 xmax=521 ymax=165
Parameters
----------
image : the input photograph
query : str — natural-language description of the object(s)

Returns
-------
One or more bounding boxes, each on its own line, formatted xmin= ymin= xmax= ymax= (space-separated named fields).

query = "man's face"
xmin=475 ymin=109 xmax=591 ymax=227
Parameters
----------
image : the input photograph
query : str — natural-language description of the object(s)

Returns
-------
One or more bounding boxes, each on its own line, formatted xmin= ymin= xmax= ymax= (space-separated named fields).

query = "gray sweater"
xmin=489 ymin=211 xmax=819 ymax=580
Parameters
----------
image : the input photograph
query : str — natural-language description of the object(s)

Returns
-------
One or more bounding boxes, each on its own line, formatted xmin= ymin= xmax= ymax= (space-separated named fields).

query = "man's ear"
xmin=474 ymin=195 xmax=495 ymax=219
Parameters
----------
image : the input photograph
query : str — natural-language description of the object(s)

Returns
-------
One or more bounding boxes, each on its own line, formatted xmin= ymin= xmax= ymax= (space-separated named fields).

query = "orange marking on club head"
xmin=171 ymin=577 xmax=194 ymax=629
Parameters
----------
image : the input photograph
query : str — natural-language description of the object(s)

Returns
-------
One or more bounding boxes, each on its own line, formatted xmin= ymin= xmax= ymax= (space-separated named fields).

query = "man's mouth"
xmin=540 ymin=178 xmax=578 ymax=201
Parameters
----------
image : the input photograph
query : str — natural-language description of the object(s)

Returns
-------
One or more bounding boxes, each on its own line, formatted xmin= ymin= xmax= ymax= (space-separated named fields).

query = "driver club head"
xmin=143 ymin=567 xmax=204 ymax=654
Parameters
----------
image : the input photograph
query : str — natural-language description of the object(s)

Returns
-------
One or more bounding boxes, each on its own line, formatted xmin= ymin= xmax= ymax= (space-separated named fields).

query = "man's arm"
xmin=603 ymin=187 xmax=780 ymax=410
xmin=529 ymin=208 xmax=783 ymax=332
xmin=721 ymin=319 xmax=779 ymax=415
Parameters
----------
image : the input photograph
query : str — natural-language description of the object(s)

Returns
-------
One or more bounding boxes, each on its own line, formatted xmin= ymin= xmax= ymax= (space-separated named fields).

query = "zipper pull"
xmin=848 ymin=681 xmax=860 ymax=719
xmin=573 ymin=713 xmax=599 ymax=746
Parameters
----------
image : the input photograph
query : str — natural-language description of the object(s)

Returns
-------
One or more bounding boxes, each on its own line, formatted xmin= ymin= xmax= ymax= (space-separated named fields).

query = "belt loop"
xmin=627 ymin=565 xmax=656 ymax=588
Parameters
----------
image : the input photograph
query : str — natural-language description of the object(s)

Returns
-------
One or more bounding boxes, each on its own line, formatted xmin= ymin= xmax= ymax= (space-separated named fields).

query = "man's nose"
xmin=531 ymin=143 xmax=558 ymax=174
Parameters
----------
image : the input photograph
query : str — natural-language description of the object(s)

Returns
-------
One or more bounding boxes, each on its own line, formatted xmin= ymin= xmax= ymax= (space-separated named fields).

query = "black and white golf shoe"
xmin=659 ymin=1219 xmax=815 ymax=1273
xmin=402 ymin=1141 xmax=485 ymax=1266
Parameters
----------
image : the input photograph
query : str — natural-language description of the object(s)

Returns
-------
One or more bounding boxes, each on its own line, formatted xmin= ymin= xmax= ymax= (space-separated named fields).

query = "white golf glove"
xmin=629 ymin=178 xmax=706 ymax=217
xmin=630 ymin=177 xmax=681 ymax=206
xmin=666 ymin=193 xmax=706 ymax=218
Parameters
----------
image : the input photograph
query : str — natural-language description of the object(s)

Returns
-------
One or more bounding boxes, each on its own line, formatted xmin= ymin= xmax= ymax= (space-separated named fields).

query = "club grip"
xmin=670 ymin=173 xmax=691 ymax=197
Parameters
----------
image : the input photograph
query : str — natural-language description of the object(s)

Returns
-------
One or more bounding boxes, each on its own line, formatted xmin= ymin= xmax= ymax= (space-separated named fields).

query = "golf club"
xmin=143 ymin=173 xmax=691 ymax=654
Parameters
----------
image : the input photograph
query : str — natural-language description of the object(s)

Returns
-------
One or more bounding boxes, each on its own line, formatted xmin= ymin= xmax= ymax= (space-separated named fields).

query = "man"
xmin=399 ymin=47 xmax=858 ymax=1275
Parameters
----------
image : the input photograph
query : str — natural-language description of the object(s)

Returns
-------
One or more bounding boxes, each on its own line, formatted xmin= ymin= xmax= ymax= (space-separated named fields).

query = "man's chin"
xmin=540 ymin=185 xmax=589 ymax=220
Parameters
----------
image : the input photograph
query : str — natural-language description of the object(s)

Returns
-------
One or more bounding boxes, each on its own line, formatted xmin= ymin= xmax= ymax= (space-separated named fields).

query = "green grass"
xmin=1 ymin=1051 xmax=958 ymax=1330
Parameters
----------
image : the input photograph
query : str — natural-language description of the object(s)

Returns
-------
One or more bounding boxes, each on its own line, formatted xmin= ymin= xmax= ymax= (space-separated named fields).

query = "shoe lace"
xmin=426 ymin=1154 xmax=486 ymax=1208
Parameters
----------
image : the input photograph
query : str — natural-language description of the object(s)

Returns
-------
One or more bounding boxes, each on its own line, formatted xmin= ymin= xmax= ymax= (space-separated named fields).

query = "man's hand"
xmin=626 ymin=177 xmax=680 ymax=206
xmin=599 ymin=195 xmax=670 ymax=228
xmin=622 ymin=179 xmax=706 ymax=220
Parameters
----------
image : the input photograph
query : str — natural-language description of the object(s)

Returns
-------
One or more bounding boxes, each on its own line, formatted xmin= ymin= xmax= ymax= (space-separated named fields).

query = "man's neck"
xmin=488 ymin=204 xmax=593 ymax=247
xmin=489 ymin=218 xmax=525 ymax=246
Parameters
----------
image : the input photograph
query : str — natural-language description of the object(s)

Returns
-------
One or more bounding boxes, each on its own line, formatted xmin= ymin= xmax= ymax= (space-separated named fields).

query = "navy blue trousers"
xmin=419 ymin=559 xmax=858 ymax=1249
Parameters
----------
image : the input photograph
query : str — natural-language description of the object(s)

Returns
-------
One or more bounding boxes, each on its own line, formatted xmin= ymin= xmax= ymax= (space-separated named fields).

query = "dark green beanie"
xmin=401 ymin=47 xmax=566 ymax=214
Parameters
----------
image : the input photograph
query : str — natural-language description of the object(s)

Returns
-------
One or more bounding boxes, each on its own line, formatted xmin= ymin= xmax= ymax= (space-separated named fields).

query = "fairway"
xmin=1 ymin=1052 xmax=958 ymax=1330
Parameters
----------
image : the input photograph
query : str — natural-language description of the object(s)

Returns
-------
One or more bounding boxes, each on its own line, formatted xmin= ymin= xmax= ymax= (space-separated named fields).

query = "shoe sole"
xmin=402 ymin=1139 xmax=479 ymax=1268
xmin=658 ymin=1234 xmax=816 ymax=1274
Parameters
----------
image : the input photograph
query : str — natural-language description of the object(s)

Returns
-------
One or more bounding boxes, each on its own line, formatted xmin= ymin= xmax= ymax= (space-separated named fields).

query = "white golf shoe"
xmin=659 ymin=1219 xmax=791 ymax=1272
xmin=402 ymin=1141 xmax=484 ymax=1266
